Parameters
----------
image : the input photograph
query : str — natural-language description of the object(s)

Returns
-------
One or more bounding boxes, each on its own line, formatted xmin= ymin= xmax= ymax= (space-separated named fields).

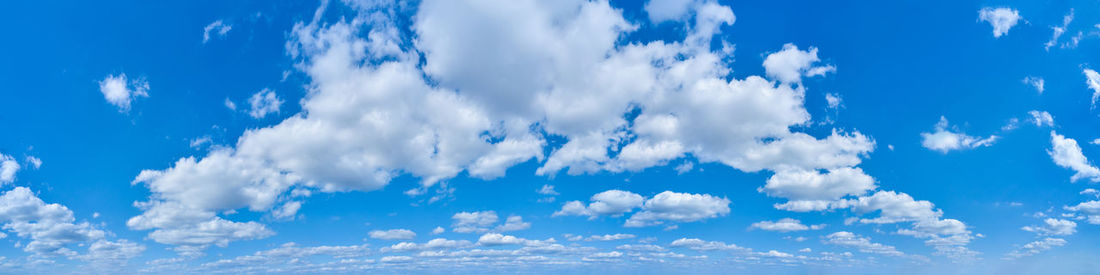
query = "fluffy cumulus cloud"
xmin=0 ymin=154 xmax=18 ymax=184
xmin=750 ymin=218 xmax=824 ymax=232
xmin=920 ymin=116 xmax=997 ymax=153
xmin=555 ymin=190 xmax=729 ymax=227
xmin=762 ymin=167 xmax=875 ymax=212
xmin=977 ymin=7 xmax=1021 ymax=38
xmin=1049 ymin=131 xmax=1100 ymax=182
xmin=554 ymin=190 xmax=645 ymax=218
xmin=369 ymin=229 xmax=416 ymax=240
xmin=98 ymin=73 xmax=149 ymax=112
xmin=762 ymin=43 xmax=835 ymax=84
xmin=624 ymin=191 xmax=730 ymax=227
xmin=125 ymin=0 xmax=972 ymax=259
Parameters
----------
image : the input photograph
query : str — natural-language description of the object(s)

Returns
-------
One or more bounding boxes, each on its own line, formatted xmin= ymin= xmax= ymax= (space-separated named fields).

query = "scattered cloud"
xmin=369 ymin=229 xmax=416 ymax=240
xmin=1049 ymin=131 xmax=1100 ymax=182
xmin=750 ymin=218 xmax=825 ymax=232
xmin=920 ymin=116 xmax=997 ymax=153
xmin=98 ymin=74 xmax=149 ymax=112
xmin=978 ymin=7 xmax=1021 ymax=38
xmin=247 ymin=89 xmax=283 ymax=119
xmin=203 ymin=20 xmax=232 ymax=43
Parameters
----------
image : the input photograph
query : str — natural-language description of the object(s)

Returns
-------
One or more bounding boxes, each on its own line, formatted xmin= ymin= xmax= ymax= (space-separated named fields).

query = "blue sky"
xmin=0 ymin=0 xmax=1099 ymax=273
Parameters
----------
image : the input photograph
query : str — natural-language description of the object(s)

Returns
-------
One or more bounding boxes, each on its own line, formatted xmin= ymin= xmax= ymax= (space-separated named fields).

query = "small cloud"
xmin=978 ymin=7 xmax=1021 ymax=38
xmin=1022 ymin=76 xmax=1044 ymax=94
xmin=248 ymin=89 xmax=283 ymax=119
xmin=203 ymin=20 xmax=233 ymax=43
xmin=98 ymin=74 xmax=149 ymax=112
xmin=24 ymin=156 xmax=41 ymax=169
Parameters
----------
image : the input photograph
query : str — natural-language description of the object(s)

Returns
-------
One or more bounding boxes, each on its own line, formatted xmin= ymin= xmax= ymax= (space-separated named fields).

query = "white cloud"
xmin=0 ymin=187 xmax=143 ymax=261
xmin=1022 ymin=218 xmax=1077 ymax=236
xmin=476 ymin=233 xmax=526 ymax=246
xmin=382 ymin=238 xmax=473 ymax=252
xmin=1028 ymin=110 xmax=1054 ymax=127
xmin=224 ymin=98 xmax=237 ymax=111
xmin=920 ymin=116 xmax=997 ymax=153
xmin=1023 ymin=76 xmax=1044 ymax=94
xmin=127 ymin=200 xmax=273 ymax=251
xmin=1081 ymin=188 xmax=1100 ymax=197
xmin=1065 ymin=200 xmax=1100 ymax=224
xmin=98 ymin=74 xmax=149 ymax=112
xmin=624 ymin=191 xmax=730 ymax=227
xmin=452 ymin=211 xmax=498 ymax=233
xmin=536 ymin=185 xmax=558 ymax=196
xmin=750 ymin=218 xmax=824 ymax=232
xmin=823 ymin=231 xmax=904 ymax=257
xmin=24 ymin=156 xmax=41 ymax=170
xmin=762 ymin=167 xmax=875 ymax=211
xmin=668 ymin=238 xmax=746 ymax=251
xmin=495 ymin=215 xmax=531 ymax=232
xmin=126 ymin=0 xmax=965 ymax=256
xmin=77 ymin=239 xmax=146 ymax=267
xmin=1085 ymin=68 xmax=1100 ymax=107
xmin=825 ymin=93 xmax=842 ymax=109
xmin=193 ymin=242 xmax=369 ymax=272
xmin=189 ymin=136 xmax=212 ymax=149
xmin=0 ymin=154 xmax=19 ymax=184
xmin=837 ymin=191 xmax=976 ymax=260
xmin=1045 ymin=10 xmax=1073 ymax=50
xmin=584 ymin=234 xmax=635 ymax=241
xmin=556 ymin=190 xmax=729 ymax=228
xmin=1049 ymin=131 xmax=1100 ymax=182
xmin=553 ymin=190 xmax=644 ymax=218
xmin=674 ymin=162 xmax=694 ymax=174
xmin=763 ymin=43 xmax=835 ymax=84
xmin=978 ymin=7 xmax=1021 ymax=38
xmin=1007 ymin=238 xmax=1066 ymax=258
xmin=202 ymin=20 xmax=232 ymax=43
xmin=475 ymin=233 xmax=553 ymax=247
xmin=431 ymin=226 xmax=445 ymax=235
xmin=369 ymin=229 xmax=416 ymax=240
xmin=247 ymin=89 xmax=283 ymax=119
xmin=644 ymin=0 xmax=697 ymax=23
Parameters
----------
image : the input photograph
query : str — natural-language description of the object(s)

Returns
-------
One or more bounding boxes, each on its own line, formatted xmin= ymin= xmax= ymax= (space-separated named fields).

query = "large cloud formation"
xmin=128 ymin=0 xmax=974 ymax=260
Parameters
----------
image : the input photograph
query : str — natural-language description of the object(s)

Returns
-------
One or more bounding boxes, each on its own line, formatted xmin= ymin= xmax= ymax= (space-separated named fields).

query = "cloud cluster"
xmin=554 ymin=190 xmax=730 ymax=228
xmin=125 ymin=0 xmax=974 ymax=260
xmin=0 ymin=187 xmax=143 ymax=266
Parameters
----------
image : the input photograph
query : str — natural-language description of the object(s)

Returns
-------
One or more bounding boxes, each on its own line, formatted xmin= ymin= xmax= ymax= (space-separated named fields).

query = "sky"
xmin=0 ymin=0 xmax=1099 ymax=274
